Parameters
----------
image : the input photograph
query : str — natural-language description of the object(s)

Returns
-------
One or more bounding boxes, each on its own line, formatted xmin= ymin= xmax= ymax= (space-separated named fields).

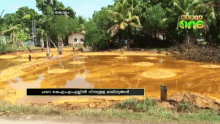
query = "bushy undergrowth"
xmin=0 ymin=41 xmax=7 ymax=52
xmin=169 ymin=40 xmax=220 ymax=63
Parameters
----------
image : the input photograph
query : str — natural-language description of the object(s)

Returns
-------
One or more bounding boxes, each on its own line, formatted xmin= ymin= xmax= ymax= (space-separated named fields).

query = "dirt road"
xmin=0 ymin=115 xmax=151 ymax=124
xmin=0 ymin=115 xmax=206 ymax=124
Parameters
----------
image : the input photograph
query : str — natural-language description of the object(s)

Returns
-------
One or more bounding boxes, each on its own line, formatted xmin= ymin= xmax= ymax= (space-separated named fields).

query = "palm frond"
xmin=161 ymin=18 xmax=176 ymax=24
xmin=0 ymin=10 xmax=4 ymax=18
xmin=187 ymin=0 xmax=203 ymax=11
xmin=129 ymin=22 xmax=142 ymax=29
xmin=120 ymin=21 xmax=128 ymax=29
xmin=173 ymin=0 xmax=185 ymax=13
xmin=107 ymin=24 xmax=120 ymax=37
xmin=165 ymin=8 xmax=174 ymax=14
xmin=107 ymin=10 xmax=124 ymax=21
xmin=210 ymin=7 xmax=216 ymax=20
xmin=114 ymin=20 xmax=119 ymax=23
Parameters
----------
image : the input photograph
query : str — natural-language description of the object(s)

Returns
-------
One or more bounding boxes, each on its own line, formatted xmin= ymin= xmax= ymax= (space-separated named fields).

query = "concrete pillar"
xmin=161 ymin=85 xmax=167 ymax=101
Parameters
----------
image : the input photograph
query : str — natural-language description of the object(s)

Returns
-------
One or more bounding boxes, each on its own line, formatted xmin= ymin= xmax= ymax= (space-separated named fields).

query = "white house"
xmin=68 ymin=31 xmax=85 ymax=47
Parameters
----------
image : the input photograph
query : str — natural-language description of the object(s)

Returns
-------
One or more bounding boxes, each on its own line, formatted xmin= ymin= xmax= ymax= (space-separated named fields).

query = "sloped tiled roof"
xmin=69 ymin=31 xmax=85 ymax=35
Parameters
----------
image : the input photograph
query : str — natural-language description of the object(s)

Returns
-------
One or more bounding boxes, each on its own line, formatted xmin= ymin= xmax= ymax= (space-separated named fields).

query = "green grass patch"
xmin=0 ymin=44 xmax=41 ymax=53
xmin=0 ymin=98 xmax=219 ymax=123
xmin=0 ymin=100 xmax=65 ymax=116
xmin=0 ymin=42 xmax=18 ymax=52
xmin=73 ymin=108 xmax=219 ymax=123
xmin=0 ymin=42 xmax=7 ymax=52
xmin=74 ymin=98 xmax=220 ymax=123
xmin=114 ymin=98 xmax=157 ymax=112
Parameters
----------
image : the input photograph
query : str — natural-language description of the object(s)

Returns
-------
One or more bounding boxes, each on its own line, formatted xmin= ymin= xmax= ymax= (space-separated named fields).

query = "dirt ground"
xmin=24 ymin=92 xmax=219 ymax=112
xmin=0 ymin=114 xmax=206 ymax=124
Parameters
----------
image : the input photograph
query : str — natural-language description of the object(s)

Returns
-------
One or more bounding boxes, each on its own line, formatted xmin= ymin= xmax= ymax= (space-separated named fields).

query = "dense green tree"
xmin=201 ymin=0 xmax=220 ymax=45
xmin=36 ymin=0 xmax=78 ymax=54
xmin=143 ymin=4 xmax=165 ymax=39
xmin=49 ymin=16 xmax=78 ymax=54
xmin=84 ymin=7 xmax=113 ymax=49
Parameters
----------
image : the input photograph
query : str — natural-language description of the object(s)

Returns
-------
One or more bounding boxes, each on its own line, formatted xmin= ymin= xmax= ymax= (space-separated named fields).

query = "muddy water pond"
xmin=0 ymin=54 xmax=46 ymax=71
xmin=1 ymin=54 xmax=220 ymax=104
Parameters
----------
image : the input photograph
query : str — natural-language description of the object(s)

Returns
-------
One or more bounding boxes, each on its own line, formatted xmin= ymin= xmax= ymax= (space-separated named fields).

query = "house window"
xmin=80 ymin=38 xmax=84 ymax=42
xmin=74 ymin=38 xmax=77 ymax=42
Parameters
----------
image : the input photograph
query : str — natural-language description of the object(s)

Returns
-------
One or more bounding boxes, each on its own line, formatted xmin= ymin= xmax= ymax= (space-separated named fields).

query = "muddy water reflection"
xmin=3 ymin=55 xmax=220 ymax=103
xmin=0 ymin=55 xmax=46 ymax=71
xmin=0 ymin=59 xmax=26 ymax=71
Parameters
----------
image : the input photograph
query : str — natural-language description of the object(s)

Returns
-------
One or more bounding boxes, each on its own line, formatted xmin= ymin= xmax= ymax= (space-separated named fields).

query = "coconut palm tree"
xmin=161 ymin=0 xmax=215 ymax=44
xmin=107 ymin=0 xmax=144 ymax=48
xmin=0 ymin=10 xmax=4 ymax=18
xmin=0 ymin=10 xmax=4 ymax=30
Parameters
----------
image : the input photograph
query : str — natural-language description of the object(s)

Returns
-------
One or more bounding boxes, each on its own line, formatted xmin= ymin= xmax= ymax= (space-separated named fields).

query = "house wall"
xmin=68 ymin=33 xmax=85 ymax=45
xmin=68 ymin=34 xmax=74 ymax=44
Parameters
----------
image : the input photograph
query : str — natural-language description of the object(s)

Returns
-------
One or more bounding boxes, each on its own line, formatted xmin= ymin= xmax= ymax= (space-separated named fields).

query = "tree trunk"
xmin=12 ymin=32 xmax=14 ymax=48
xmin=40 ymin=38 xmax=44 ymax=51
xmin=58 ymin=40 xmax=61 ymax=54
xmin=128 ymin=39 xmax=130 ymax=48
xmin=118 ymin=35 xmax=121 ymax=48
xmin=163 ymin=29 xmax=165 ymax=40
xmin=134 ymin=36 xmax=137 ymax=47
xmin=46 ymin=37 xmax=50 ymax=57
xmin=122 ymin=33 xmax=124 ymax=47
xmin=61 ymin=39 xmax=63 ymax=54
xmin=127 ymin=27 xmax=131 ymax=49
xmin=108 ymin=40 xmax=110 ymax=49
xmin=58 ymin=39 xmax=63 ymax=55
xmin=21 ymin=41 xmax=24 ymax=47
xmin=72 ymin=41 xmax=75 ymax=51
xmin=154 ymin=29 xmax=156 ymax=39
xmin=158 ymin=29 xmax=159 ymax=39
xmin=186 ymin=31 xmax=190 ymax=44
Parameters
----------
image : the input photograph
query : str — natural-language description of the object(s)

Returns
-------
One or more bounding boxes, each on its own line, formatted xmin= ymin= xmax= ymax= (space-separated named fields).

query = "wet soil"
xmin=0 ymin=49 xmax=219 ymax=111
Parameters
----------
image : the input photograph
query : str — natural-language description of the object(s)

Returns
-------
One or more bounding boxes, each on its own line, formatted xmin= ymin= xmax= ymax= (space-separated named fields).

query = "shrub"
xmin=0 ymin=41 xmax=7 ymax=52
xmin=169 ymin=39 xmax=220 ymax=63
